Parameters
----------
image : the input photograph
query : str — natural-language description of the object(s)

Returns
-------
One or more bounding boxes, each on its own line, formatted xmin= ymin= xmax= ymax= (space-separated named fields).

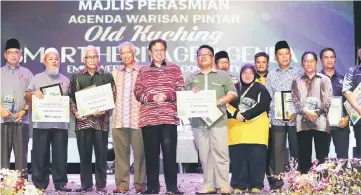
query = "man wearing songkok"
xmin=266 ymin=40 xmax=302 ymax=189
xmin=24 ymin=47 xmax=71 ymax=192
xmin=185 ymin=45 xmax=237 ymax=195
xmin=1 ymin=38 xmax=32 ymax=177
xmin=67 ymin=45 xmax=116 ymax=193
xmin=215 ymin=50 xmax=239 ymax=84
xmin=112 ymin=41 xmax=146 ymax=194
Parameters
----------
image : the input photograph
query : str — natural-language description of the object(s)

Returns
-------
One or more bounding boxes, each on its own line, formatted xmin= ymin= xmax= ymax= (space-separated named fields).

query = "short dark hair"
xmin=197 ymin=45 xmax=214 ymax=56
xmin=148 ymin=39 xmax=167 ymax=51
xmin=254 ymin=52 xmax=269 ymax=62
xmin=319 ymin=47 xmax=336 ymax=59
xmin=301 ymin=51 xmax=318 ymax=62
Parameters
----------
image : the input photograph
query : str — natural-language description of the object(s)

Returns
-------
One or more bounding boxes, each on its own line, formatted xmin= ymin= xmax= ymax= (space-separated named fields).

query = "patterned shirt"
xmin=67 ymin=67 xmax=116 ymax=131
xmin=112 ymin=65 xmax=141 ymax=129
xmin=266 ymin=66 xmax=303 ymax=126
xmin=1 ymin=64 xmax=33 ymax=124
xmin=134 ymin=61 xmax=185 ymax=128
xmin=291 ymin=73 xmax=333 ymax=133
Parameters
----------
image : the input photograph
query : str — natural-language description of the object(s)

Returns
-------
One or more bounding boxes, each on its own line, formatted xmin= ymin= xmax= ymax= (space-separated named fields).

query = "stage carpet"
xmin=29 ymin=174 xmax=274 ymax=194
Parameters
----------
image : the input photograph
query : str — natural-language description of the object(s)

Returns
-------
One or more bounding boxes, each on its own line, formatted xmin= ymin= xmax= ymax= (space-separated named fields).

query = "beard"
xmin=46 ymin=67 xmax=59 ymax=76
xmin=257 ymin=69 xmax=268 ymax=74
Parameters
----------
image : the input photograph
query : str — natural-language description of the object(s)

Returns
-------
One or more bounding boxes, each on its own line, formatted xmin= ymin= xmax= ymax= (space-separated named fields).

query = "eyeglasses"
xmin=151 ymin=49 xmax=165 ymax=53
xmin=303 ymin=60 xmax=316 ymax=64
xmin=6 ymin=51 xmax=21 ymax=55
xmin=85 ymin=55 xmax=99 ymax=60
xmin=198 ymin=53 xmax=213 ymax=58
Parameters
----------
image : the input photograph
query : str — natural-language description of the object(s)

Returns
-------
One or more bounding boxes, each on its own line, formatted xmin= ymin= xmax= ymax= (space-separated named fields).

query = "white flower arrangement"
xmin=0 ymin=169 xmax=43 ymax=195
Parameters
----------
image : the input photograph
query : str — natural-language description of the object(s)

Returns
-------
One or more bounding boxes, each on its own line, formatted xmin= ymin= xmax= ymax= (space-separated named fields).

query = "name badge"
xmin=2 ymin=95 xmax=15 ymax=113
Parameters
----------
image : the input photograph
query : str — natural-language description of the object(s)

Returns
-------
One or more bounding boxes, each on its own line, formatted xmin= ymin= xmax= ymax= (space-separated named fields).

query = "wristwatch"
xmin=220 ymin=98 xmax=224 ymax=105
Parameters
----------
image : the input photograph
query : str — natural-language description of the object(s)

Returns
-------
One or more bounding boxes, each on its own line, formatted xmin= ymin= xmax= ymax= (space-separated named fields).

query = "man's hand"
xmin=1 ymin=108 xmax=12 ymax=119
xmin=33 ymin=91 xmax=44 ymax=99
xmin=74 ymin=112 xmax=86 ymax=121
xmin=289 ymin=113 xmax=297 ymax=122
xmin=13 ymin=110 xmax=26 ymax=123
xmin=93 ymin=111 xmax=105 ymax=117
xmin=304 ymin=110 xmax=318 ymax=122
xmin=236 ymin=112 xmax=245 ymax=121
xmin=338 ymin=116 xmax=349 ymax=128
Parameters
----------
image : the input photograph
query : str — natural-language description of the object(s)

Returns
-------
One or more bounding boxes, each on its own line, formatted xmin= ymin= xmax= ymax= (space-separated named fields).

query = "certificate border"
xmin=329 ymin=96 xmax=343 ymax=126
xmin=40 ymin=83 xmax=63 ymax=96
xmin=281 ymin=90 xmax=292 ymax=121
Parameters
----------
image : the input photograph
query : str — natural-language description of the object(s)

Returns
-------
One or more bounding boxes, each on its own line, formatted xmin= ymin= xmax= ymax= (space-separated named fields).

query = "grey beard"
xmin=46 ymin=67 xmax=59 ymax=76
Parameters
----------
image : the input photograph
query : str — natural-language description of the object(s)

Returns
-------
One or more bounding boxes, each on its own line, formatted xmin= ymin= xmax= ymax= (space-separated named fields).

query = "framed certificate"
xmin=329 ymin=96 xmax=343 ymax=126
xmin=344 ymin=82 xmax=361 ymax=124
xmin=201 ymin=107 xmax=225 ymax=128
xmin=40 ymin=83 xmax=62 ymax=96
xmin=275 ymin=91 xmax=295 ymax=121
xmin=32 ymin=96 xmax=70 ymax=122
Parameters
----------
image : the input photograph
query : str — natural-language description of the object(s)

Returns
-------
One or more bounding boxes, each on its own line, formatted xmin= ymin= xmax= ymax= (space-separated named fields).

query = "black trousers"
xmin=354 ymin=126 xmax=361 ymax=158
xmin=330 ymin=127 xmax=350 ymax=159
xmin=76 ymin=128 xmax=108 ymax=189
xmin=297 ymin=130 xmax=330 ymax=174
xmin=142 ymin=124 xmax=178 ymax=192
xmin=0 ymin=123 xmax=29 ymax=177
xmin=31 ymin=128 xmax=68 ymax=190
xmin=229 ymin=144 xmax=267 ymax=190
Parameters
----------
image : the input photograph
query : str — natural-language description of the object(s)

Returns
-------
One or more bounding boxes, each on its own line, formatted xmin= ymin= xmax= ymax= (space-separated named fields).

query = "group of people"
xmin=1 ymin=37 xmax=361 ymax=194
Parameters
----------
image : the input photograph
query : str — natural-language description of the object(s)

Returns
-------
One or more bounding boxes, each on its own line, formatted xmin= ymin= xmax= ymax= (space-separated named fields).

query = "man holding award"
xmin=265 ymin=40 xmax=302 ymax=189
xmin=67 ymin=45 xmax=116 ymax=193
xmin=24 ymin=47 xmax=71 ymax=192
xmin=343 ymin=61 xmax=361 ymax=157
xmin=134 ymin=39 xmax=184 ymax=195
xmin=184 ymin=45 xmax=237 ymax=194
xmin=319 ymin=48 xmax=350 ymax=159
xmin=112 ymin=42 xmax=146 ymax=194
xmin=291 ymin=51 xmax=332 ymax=174
xmin=1 ymin=38 xmax=32 ymax=175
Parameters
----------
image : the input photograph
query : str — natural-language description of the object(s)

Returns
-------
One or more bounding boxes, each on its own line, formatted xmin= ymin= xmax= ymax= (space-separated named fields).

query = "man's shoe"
xmin=233 ymin=189 xmax=248 ymax=194
xmin=113 ymin=187 xmax=129 ymax=193
xmin=220 ymin=187 xmax=231 ymax=195
xmin=141 ymin=189 xmax=160 ymax=194
xmin=97 ymin=187 xmax=107 ymax=193
xmin=195 ymin=188 xmax=217 ymax=194
xmin=75 ymin=187 xmax=93 ymax=192
xmin=56 ymin=186 xmax=72 ymax=192
xmin=250 ymin=188 xmax=262 ymax=194
xmin=135 ymin=186 xmax=145 ymax=193
xmin=167 ymin=190 xmax=184 ymax=195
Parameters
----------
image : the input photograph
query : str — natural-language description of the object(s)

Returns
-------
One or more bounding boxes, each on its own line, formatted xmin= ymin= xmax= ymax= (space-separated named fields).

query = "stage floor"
xmin=30 ymin=174 xmax=274 ymax=194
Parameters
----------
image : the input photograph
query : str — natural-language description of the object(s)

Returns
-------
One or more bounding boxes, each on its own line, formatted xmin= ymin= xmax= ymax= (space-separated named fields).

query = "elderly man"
xmin=185 ymin=45 xmax=237 ymax=194
xmin=112 ymin=42 xmax=146 ymax=194
xmin=1 ymin=38 xmax=32 ymax=176
xmin=24 ymin=48 xmax=71 ymax=192
xmin=134 ymin=39 xmax=184 ymax=195
xmin=68 ymin=45 xmax=116 ymax=193
xmin=266 ymin=40 xmax=302 ymax=189
xmin=215 ymin=50 xmax=239 ymax=84
xmin=319 ymin=48 xmax=350 ymax=159
xmin=291 ymin=51 xmax=332 ymax=173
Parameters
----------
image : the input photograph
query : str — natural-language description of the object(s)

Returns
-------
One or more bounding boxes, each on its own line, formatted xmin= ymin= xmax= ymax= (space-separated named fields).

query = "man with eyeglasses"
xmin=185 ymin=45 xmax=237 ymax=195
xmin=134 ymin=39 xmax=184 ymax=195
xmin=215 ymin=51 xmax=239 ymax=84
xmin=67 ymin=45 xmax=116 ymax=193
xmin=1 ymin=38 xmax=33 ymax=177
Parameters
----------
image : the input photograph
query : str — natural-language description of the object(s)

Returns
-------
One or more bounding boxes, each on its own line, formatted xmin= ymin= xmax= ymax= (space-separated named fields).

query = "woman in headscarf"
xmin=227 ymin=63 xmax=272 ymax=194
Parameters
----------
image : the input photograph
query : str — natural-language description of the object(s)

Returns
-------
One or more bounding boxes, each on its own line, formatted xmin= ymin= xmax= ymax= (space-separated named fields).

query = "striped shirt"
xmin=291 ymin=73 xmax=333 ymax=133
xmin=68 ymin=67 xmax=116 ymax=131
xmin=134 ymin=61 xmax=185 ymax=128
xmin=112 ymin=65 xmax=141 ymax=129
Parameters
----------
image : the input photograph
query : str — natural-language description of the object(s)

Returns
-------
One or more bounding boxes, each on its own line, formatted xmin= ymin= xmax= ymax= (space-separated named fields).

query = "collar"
xmin=81 ymin=66 xmax=102 ymax=75
xmin=276 ymin=65 xmax=294 ymax=72
xmin=196 ymin=67 xmax=218 ymax=75
xmin=301 ymin=72 xmax=322 ymax=80
xmin=319 ymin=69 xmax=342 ymax=79
xmin=119 ymin=64 xmax=140 ymax=71
xmin=6 ymin=63 xmax=20 ymax=70
xmin=150 ymin=61 xmax=166 ymax=68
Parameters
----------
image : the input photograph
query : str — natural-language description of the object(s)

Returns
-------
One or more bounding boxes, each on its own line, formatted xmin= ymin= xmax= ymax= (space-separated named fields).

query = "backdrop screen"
xmin=1 ymin=0 xmax=355 ymax=162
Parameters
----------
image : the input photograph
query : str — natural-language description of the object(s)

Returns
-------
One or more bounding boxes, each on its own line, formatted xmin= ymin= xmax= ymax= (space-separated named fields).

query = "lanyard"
xmin=239 ymin=82 xmax=254 ymax=102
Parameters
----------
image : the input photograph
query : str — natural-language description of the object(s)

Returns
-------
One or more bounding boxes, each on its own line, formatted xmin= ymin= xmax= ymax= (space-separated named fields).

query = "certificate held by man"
xmin=344 ymin=82 xmax=361 ymax=124
xmin=75 ymin=83 xmax=115 ymax=117
xmin=32 ymin=96 xmax=70 ymax=122
xmin=176 ymin=90 xmax=218 ymax=118
xmin=274 ymin=91 xmax=296 ymax=120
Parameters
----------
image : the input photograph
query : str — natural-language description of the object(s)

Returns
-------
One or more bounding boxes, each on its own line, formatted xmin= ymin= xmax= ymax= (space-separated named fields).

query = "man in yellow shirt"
xmin=254 ymin=52 xmax=269 ymax=85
